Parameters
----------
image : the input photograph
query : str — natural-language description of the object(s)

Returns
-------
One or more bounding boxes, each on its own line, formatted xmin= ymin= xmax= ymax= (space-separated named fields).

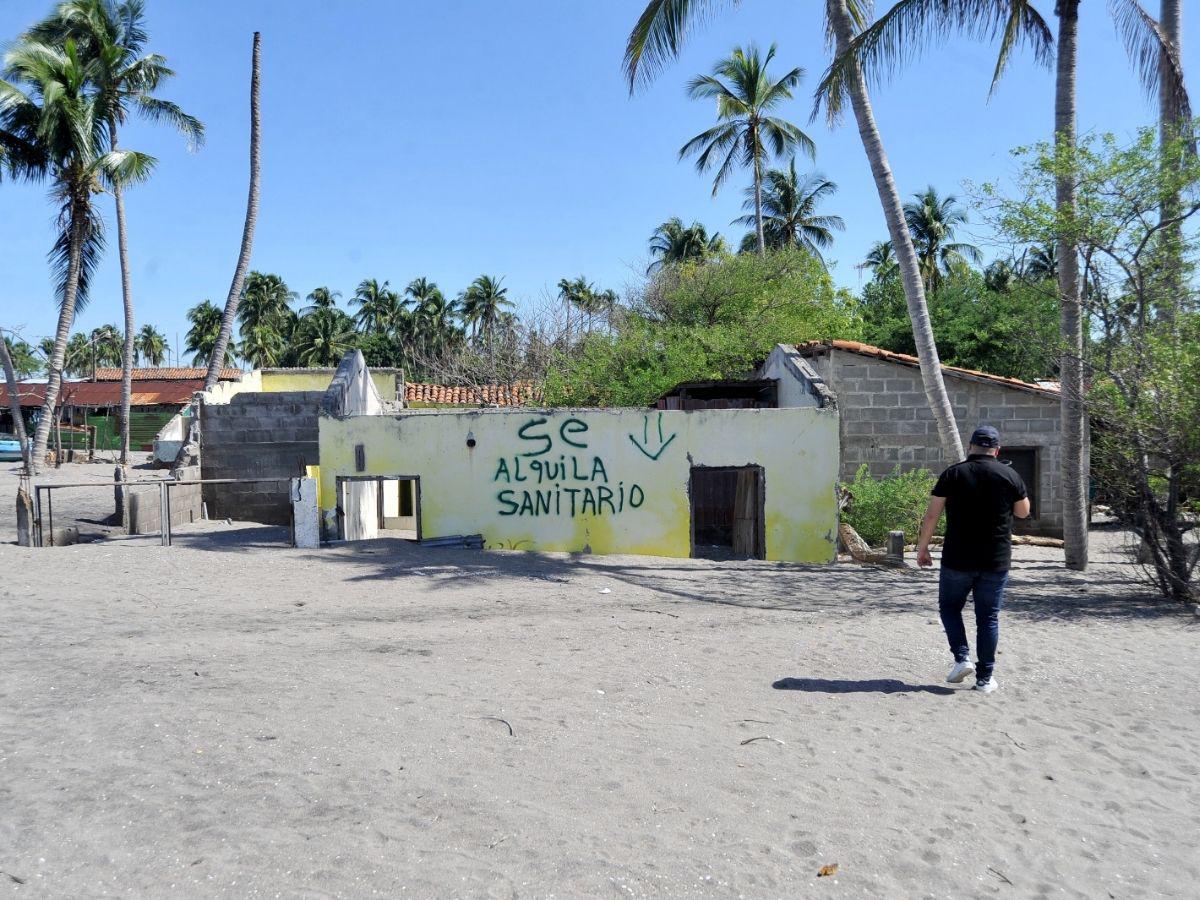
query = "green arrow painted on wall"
xmin=629 ymin=412 xmax=677 ymax=461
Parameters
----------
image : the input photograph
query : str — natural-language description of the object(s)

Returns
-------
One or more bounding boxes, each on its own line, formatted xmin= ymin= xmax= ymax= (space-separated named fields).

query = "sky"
xmin=0 ymin=0 xmax=1192 ymax=366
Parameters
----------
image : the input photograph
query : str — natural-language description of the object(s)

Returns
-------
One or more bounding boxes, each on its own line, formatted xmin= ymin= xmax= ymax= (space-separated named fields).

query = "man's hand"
xmin=917 ymin=545 xmax=934 ymax=568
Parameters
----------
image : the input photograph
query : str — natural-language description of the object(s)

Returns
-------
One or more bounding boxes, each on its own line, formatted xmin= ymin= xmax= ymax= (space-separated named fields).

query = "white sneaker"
xmin=974 ymin=678 xmax=999 ymax=694
xmin=946 ymin=660 xmax=975 ymax=683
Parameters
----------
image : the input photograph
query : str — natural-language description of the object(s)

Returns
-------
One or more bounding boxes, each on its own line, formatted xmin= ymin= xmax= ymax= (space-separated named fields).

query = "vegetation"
xmin=733 ymin=159 xmax=843 ymax=262
xmin=679 ymin=43 xmax=813 ymax=256
xmin=843 ymin=465 xmax=942 ymax=546
xmin=544 ymin=247 xmax=858 ymax=406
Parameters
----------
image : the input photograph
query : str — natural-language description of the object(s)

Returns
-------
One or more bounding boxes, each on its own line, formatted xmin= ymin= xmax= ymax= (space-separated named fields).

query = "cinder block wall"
xmin=199 ymin=391 xmax=324 ymax=525
xmin=808 ymin=349 xmax=1063 ymax=537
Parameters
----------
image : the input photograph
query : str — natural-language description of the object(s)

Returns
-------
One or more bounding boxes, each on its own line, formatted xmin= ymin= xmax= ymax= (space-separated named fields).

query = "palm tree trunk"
xmin=826 ymin=0 xmax=964 ymax=462
xmin=1056 ymin=0 xmax=1089 ymax=570
xmin=111 ymin=122 xmax=136 ymax=465
xmin=752 ymin=124 xmax=766 ymax=255
xmin=0 ymin=330 xmax=32 ymax=473
xmin=1158 ymin=0 xmax=1183 ymax=325
xmin=205 ymin=31 xmax=262 ymax=392
xmin=31 ymin=197 xmax=88 ymax=474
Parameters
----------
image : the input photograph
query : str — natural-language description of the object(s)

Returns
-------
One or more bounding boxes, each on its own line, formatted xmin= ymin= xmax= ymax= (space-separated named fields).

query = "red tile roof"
xmin=90 ymin=367 xmax=243 ymax=381
xmin=795 ymin=340 xmax=1059 ymax=397
xmin=0 ymin=380 xmax=202 ymax=408
xmin=404 ymin=381 xmax=538 ymax=407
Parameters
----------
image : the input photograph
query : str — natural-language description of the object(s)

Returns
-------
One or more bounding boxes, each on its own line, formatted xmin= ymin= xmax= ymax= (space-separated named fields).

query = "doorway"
xmin=336 ymin=476 xmax=421 ymax=542
xmin=999 ymin=447 xmax=1038 ymax=527
xmin=689 ymin=465 xmax=765 ymax=560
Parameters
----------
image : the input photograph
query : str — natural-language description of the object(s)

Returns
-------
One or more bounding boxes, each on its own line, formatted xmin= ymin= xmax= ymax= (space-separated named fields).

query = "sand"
xmin=1 ymin=461 xmax=1197 ymax=897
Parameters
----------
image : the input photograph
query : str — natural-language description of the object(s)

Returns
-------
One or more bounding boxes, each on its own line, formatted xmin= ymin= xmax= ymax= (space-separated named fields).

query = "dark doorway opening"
xmin=999 ymin=448 xmax=1038 ymax=529
xmin=689 ymin=465 xmax=765 ymax=560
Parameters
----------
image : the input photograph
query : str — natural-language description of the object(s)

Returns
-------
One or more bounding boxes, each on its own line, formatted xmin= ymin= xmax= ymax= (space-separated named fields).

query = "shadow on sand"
xmin=773 ymin=677 xmax=955 ymax=695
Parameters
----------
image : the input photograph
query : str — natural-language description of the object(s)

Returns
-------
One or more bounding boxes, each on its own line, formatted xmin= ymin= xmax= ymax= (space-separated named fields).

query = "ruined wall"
xmin=260 ymin=368 xmax=401 ymax=400
xmin=318 ymin=407 xmax=840 ymax=563
xmin=200 ymin=391 xmax=324 ymax=525
xmin=808 ymin=349 xmax=1063 ymax=536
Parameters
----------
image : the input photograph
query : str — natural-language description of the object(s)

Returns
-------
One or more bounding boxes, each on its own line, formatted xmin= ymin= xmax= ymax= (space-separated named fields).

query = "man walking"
xmin=917 ymin=426 xmax=1031 ymax=694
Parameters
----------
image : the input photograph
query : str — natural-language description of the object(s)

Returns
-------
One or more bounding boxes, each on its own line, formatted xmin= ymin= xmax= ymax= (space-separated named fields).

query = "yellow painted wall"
xmin=318 ymin=407 xmax=838 ymax=563
xmin=259 ymin=370 xmax=399 ymax=400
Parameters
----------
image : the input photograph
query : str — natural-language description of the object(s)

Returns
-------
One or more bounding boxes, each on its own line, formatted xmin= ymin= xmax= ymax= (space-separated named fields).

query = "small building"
xmin=779 ymin=340 xmax=1064 ymax=537
xmin=315 ymin=353 xmax=841 ymax=563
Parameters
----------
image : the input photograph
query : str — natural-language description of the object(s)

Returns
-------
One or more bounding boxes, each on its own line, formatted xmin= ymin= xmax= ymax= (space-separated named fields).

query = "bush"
xmin=842 ymin=465 xmax=941 ymax=546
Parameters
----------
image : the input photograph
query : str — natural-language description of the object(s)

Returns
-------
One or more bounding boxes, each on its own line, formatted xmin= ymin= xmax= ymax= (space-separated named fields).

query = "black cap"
xmin=970 ymin=425 xmax=1001 ymax=448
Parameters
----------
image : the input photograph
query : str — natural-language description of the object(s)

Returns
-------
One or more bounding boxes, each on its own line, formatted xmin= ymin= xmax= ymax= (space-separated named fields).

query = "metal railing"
xmin=31 ymin=477 xmax=296 ymax=548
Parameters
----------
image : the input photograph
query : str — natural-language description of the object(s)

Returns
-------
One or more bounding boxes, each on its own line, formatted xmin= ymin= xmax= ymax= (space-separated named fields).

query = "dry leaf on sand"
xmin=817 ymin=863 xmax=839 ymax=877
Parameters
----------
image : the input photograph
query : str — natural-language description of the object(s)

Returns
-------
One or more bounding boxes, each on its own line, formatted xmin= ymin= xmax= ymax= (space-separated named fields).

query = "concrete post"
xmin=290 ymin=477 xmax=320 ymax=549
xmin=886 ymin=531 xmax=905 ymax=567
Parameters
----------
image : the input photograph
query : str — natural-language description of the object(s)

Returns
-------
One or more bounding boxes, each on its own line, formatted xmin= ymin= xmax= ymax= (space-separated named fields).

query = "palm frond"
xmin=623 ymin=0 xmax=738 ymax=93
xmin=49 ymin=188 xmax=106 ymax=313
xmin=813 ymin=0 xmax=1053 ymax=125
xmin=1108 ymin=0 xmax=1191 ymax=124
xmin=135 ymin=95 xmax=205 ymax=149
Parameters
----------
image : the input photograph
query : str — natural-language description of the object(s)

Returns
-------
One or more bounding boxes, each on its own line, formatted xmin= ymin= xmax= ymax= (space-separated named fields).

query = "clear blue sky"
xmin=0 ymin=0 xmax=1189 ymax=364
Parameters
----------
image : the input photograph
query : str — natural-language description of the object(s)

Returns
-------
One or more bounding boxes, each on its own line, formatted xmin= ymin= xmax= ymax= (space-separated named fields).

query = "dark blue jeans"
xmin=938 ymin=567 xmax=1009 ymax=681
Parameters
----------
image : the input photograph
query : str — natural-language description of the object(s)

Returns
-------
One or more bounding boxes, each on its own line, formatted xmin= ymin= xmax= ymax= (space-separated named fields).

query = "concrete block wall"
xmin=199 ymin=391 xmax=324 ymax=525
xmin=811 ymin=349 xmax=1063 ymax=537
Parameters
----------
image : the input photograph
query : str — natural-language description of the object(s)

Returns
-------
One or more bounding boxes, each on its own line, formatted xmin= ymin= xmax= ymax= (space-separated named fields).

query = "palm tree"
xmin=134 ymin=323 xmax=166 ymax=365
xmin=557 ymin=276 xmax=614 ymax=337
xmin=820 ymin=2 xmax=1186 ymax=569
xmin=2 ymin=335 xmax=41 ymax=379
xmin=680 ymin=44 xmax=814 ymax=256
xmin=459 ymin=275 xmax=513 ymax=344
xmin=984 ymin=258 xmax=1018 ymax=294
xmin=90 ymin=324 xmax=123 ymax=369
xmin=646 ymin=217 xmax=726 ymax=273
xmin=860 ymin=240 xmax=898 ymax=281
xmin=291 ymin=308 xmax=355 ymax=367
xmin=733 ymin=158 xmax=844 ymax=261
xmin=351 ymin=278 xmax=405 ymax=334
xmin=0 ymin=331 xmax=32 ymax=471
xmin=2 ymin=37 xmax=154 ymax=471
xmin=237 ymin=272 xmax=295 ymax=366
xmin=185 ymin=299 xmax=229 ymax=366
xmin=32 ymin=0 xmax=204 ymax=463
xmin=903 ymin=187 xmax=981 ymax=292
xmin=204 ymin=32 xmax=260 ymax=392
xmin=303 ymin=286 xmax=340 ymax=313
xmin=1021 ymin=244 xmax=1057 ymax=281
xmin=625 ymin=1 xmax=970 ymax=464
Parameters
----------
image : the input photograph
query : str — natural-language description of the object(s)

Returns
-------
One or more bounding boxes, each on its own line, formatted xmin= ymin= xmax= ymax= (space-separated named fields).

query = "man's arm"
xmin=917 ymin=496 xmax=947 ymax=568
xmin=1013 ymin=497 xmax=1031 ymax=519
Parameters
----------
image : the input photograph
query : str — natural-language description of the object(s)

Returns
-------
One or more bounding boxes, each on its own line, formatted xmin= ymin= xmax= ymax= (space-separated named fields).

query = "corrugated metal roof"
xmin=90 ymin=367 xmax=243 ymax=381
xmin=0 ymin=380 xmax=201 ymax=407
xmin=404 ymin=382 xmax=537 ymax=407
xmin=795 ymin=340 xmax=1059 ymax=397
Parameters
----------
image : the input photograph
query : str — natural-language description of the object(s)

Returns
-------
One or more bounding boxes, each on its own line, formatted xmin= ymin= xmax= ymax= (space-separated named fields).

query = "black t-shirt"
xmin=932 ymin=454 xmax=1028 ymax=573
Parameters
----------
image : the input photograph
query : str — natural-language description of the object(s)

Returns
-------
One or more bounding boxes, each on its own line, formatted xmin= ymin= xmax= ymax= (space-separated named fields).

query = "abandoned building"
xmin=313 ymin=351 xmax=840 ymax=563
xmin=788 ymin=340 xmax=1065 ymax=537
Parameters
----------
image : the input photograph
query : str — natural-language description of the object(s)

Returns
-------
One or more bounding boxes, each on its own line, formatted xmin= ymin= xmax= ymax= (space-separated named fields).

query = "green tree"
xmin=237 ymin=271 xmax=295 ymax=366
xmin=459 ymin=275 xmax=513 ymax=344
xmin=625 ymin=0 xmax=982 ymax=468
xmin=2 ymin=335 xmax=41 ymax=378
xmin=860 ymin=240 xmax=898 ymax=282
xmin=903 ymin=186 xmax=981 ymax=293
xmin=185 ymin=299 xmax=232 ymax=366
xmin=647 ymin=217 xmax=726 ymax=273
xmin=90 ymin=323 xmax=123 ymax=368
xmin=303 ymin=286 xmax=340 ymax=313
xmin=680 ymin=43 xmax=814 ymax=256
xmin=31 ymin=0 xmax=204 ymax=462
xmin=134 ymin=323 xmax=166 ymax=365
xmin=1 ymin=36 xmax=154 ymax=470
xmin=351 ymin=278 xmax=405 ymax=335
xmin=546 ymin=247 xmax=860 ymax=406
xmin=291 ymin=308 xmax=355 ymax=367
xmin=733 ymin=158 xmax=843 ymax=262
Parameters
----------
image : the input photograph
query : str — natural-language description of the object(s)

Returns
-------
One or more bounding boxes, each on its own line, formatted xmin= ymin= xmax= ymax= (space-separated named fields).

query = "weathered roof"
xmin=0 ymin=380 xmax=200 ymax=408
xmin=404 ymin=381 xmax=537 ymax=407
xmin=795 ymin=340 xmax=1059 ymax=398
xmin=90 ymin=366 xmax=243 ymax=381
